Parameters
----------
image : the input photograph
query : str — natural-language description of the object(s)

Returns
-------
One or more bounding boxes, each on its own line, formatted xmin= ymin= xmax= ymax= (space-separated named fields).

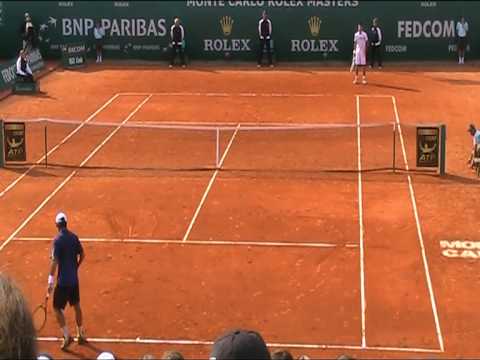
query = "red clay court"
xmin=1 ymin=63 xmax=480 ymax=359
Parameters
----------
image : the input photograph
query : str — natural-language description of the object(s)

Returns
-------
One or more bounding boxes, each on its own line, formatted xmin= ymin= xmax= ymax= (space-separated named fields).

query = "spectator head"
xmin=0 ymin=272 xmax=37 ymax=359
xmin=55 ymin=212 xmax=67 ymax=230
xmin=174 ymin=18 xmax=180 ymax=26
xmin=357 ymin=23 xmax=363 ymax=32
xmin=337 ymin=355 xmax=355 ymax=360
xmin=37 ymin=354 xmax=53 ymax=360
xmin=461 ymin=16 xmax=465 ymax=23
xmin=271 ymin=349 xmax=294 ymax=360
xmin=97 ymin=351 xmax=116 ymax=360
xmin=210 ymin=329 xmax=271 ymax=360
xmin=24 ymin=12 xmax=31 ymax=21
xmin=468 ymin=124 xmax=476 ymax=136
xmin=298 ymin=356 xmax=310 ymax=360
xmin=141 ymin=354 xmax=156 ymax=360
xmin=262 ymin=10 xmax=268 ymax=20
xmin=373 ymin=17 xmax=379 ymax=26
xmin=162 ymin=350 xmax=184 ymax=360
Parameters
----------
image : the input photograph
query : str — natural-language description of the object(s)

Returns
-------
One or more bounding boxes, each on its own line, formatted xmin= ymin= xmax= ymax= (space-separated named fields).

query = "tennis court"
xmin=1 ymin=66 xmax=480 ymax=359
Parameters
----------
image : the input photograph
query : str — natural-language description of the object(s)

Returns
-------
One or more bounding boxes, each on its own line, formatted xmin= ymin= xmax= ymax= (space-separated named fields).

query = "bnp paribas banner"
xmin=0 ymin=1 xmax=477 ymax=61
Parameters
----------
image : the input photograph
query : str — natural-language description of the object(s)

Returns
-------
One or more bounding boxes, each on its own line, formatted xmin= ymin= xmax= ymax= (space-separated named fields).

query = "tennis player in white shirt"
xmin=353 ymin=24 xmax=368 ymax=85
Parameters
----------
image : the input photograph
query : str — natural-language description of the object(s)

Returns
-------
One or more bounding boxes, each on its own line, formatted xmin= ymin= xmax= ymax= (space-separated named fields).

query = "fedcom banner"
xmin=0 ymin=1 xmax=477 ymax=61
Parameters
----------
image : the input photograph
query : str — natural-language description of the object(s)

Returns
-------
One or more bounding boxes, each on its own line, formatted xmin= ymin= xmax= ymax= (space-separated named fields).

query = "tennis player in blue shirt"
xmin=47 ymin=212 xmax=87 ymax=350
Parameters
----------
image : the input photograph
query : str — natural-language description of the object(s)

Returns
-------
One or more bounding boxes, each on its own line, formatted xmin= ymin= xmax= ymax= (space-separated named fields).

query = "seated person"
xmin=467 ymin=123 xmax=480 ymax=168
xmin=16 ymin=50 xmax=34 ymax=83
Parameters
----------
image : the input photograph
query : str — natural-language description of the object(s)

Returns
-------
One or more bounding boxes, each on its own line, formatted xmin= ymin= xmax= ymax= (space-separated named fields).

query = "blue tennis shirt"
xmin=52 ymin=228 xmax=83 ymax=287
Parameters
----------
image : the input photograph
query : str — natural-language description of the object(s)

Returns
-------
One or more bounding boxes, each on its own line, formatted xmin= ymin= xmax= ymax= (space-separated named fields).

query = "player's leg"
xmin=369 ymin=46 xmax=374 ymax=68
xmin=362 ymin=65 xmax=367 ymax=84
xmin=378 ymin=45 xmax=383 ymax=68
xmin=53 ymin=286 xmax=73 ymax=350
xmin=70 ymin=284 xmax=87 ymax=344
xmin=354 ymin=65 xmax=359 ymax=84
xmin=266 ymin=39 xmax=273 ymax=67
xmin=179 ymin=47 xmax=186 ymax=68
xmin=257 ymin=39 xmax=264 ymax=67
xmin=170 ymin=44 xmax=177 ymax=68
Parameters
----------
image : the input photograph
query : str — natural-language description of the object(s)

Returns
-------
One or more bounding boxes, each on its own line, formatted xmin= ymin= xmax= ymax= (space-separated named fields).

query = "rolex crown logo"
xmin=220 ymin=16 xmax=234 ymax=36
xmin=308 ymin=16 xmax=321 ymax=37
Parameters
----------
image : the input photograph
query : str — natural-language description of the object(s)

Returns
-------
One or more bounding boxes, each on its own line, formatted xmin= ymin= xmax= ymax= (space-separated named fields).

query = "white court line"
xmin=0 ymin=95 xmax=152 ymax=253
xmin=182 ymin=124 xmax=241 ymax=242
xmin=355 ymin=95 xmax=367 ymax=348
xmin=119 ymin=92 xmax=340 ymax=97
xmin=34 ymin=336 xmax=443 ymax=353
xmin=0 ymin=93 xmax=120 ymax=198
xmin=391 ymin=96 xmax=444 ymax=352
xmin=12 ymin=236 xmax=359 ymax=249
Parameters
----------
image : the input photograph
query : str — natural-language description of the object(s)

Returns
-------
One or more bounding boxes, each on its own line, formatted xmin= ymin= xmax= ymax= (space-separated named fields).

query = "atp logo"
xmin=220 ymin=16 xmax=233 ymax=36
xmin=308 ymin=16 xmax=321 ymax=37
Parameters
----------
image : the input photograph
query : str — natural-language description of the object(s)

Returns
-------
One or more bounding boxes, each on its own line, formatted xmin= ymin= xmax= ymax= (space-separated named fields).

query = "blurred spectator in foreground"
xmin=0 ymin=272 xmax=37 ymax=359
xmin=97 ymin=351 xmax=116 ymax=359
xmin=456 ymin=16 xmax=469 ymax=64
xmin=337 ymin=355 xmax=355 ymax=360
xmin=162 ymin=350 xmax=184 ymax=360
xmin=271 ymin=349 xmax=294 ymax=360
xmin=210 ymin=329 xmax=271 ymax=359
xmin=142 ymin=354 xmax=156 ymax=359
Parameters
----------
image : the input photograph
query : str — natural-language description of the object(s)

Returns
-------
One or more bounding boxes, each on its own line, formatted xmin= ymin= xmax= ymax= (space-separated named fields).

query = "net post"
xmin=392 ymin=122 xmax=396 ymax=173
xmin=215 ymin=128 xmax=220 ymax=169
xmin=44 ymin=124 xmax=48 ymax=168
xmin=0 ymin=119 xmax=4 ymax=168
xmin=439 ymin=124 xmax=446 ymax=176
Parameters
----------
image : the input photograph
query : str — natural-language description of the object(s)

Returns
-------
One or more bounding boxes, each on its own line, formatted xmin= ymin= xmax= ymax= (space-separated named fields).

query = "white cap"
xmin=55 ymin=212 xmax=67 ymax=224
xmin=97 ymin=352 xmax=115 ymax=360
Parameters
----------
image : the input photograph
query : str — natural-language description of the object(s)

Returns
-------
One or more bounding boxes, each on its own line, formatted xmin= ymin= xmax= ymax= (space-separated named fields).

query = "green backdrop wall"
xmin=0 ymin=1 xmax=475 ymax=61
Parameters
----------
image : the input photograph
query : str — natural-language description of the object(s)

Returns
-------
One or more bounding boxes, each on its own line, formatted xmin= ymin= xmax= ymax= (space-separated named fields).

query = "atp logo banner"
xmin=203 ymin=15 xmax=252 ymax=54
xmin=416 ymin=127 xmax=439 ymax=168
xmin=290 ymin=16 xmax=339 ymax=54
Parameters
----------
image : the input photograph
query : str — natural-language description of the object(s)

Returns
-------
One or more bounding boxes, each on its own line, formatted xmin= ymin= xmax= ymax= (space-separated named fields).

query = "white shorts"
xmin=355 ymin=51 xmax=366 ymax=66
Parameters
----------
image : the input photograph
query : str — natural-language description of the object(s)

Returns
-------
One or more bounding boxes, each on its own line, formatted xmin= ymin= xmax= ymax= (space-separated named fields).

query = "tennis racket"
xmin=32 ymin=295 xmax=49 ymax=332
xmin=350 ymin=51 xmax=356 ymax=72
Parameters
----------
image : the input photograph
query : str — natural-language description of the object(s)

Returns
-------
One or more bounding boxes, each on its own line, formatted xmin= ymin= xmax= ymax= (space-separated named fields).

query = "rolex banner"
xmin=4 ymin=122 xmax=26 ymax=162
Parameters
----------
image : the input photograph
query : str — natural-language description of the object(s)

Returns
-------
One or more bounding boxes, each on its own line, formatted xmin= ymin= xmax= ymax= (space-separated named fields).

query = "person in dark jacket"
xmin=169 ymin=18 xmax=186 ymax=68
xmin=369 ymin=17 xmax=382 ymax=69
xmin=19 ymin=12 xmax=36 ymax=52
xmin=257 ymin=11 xmax=273 ymax=68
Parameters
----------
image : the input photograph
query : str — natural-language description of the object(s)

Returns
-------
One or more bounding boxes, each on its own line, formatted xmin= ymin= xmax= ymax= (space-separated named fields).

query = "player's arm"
xmin=47 ymin=246 xmax=58 ymax=295
xmin=77 ymin=239 xmax=85 ymax=268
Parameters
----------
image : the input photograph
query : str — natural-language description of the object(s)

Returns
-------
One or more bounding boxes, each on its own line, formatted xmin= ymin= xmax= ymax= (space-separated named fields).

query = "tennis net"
xmin=1 ymin=118 xmax=444 ymax=176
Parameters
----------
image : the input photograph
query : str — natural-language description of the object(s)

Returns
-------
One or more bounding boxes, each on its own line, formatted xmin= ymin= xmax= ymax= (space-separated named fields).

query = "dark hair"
xmin=162 ymin=350 xmax=184 ymax=360
xmin=0 ymin=273 xmax=37 ymax=359
xmin=271 ymin=349 xmax=294 ymax=360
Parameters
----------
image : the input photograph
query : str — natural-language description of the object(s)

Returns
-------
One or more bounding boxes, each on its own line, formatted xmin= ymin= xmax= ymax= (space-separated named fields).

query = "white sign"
xmin=440 ymin=240 xmax=480 ymax=259
xmin=398 ymin=20 xmax=455 ymax=39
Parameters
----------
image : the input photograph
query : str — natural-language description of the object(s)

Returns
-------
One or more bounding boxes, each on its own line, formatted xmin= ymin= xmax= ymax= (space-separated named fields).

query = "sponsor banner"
xmin=416 ymin=127 xmax=439 ymax=168
xmin=61 ymin=42 xmax=86 ymax=67
xmin=186 ymin=0 xmax=360 ymax=8
xmin=3 ymin=122 xmax=26 ymax=162
xmin=1 ymin=1 xmax=478 ymax=61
